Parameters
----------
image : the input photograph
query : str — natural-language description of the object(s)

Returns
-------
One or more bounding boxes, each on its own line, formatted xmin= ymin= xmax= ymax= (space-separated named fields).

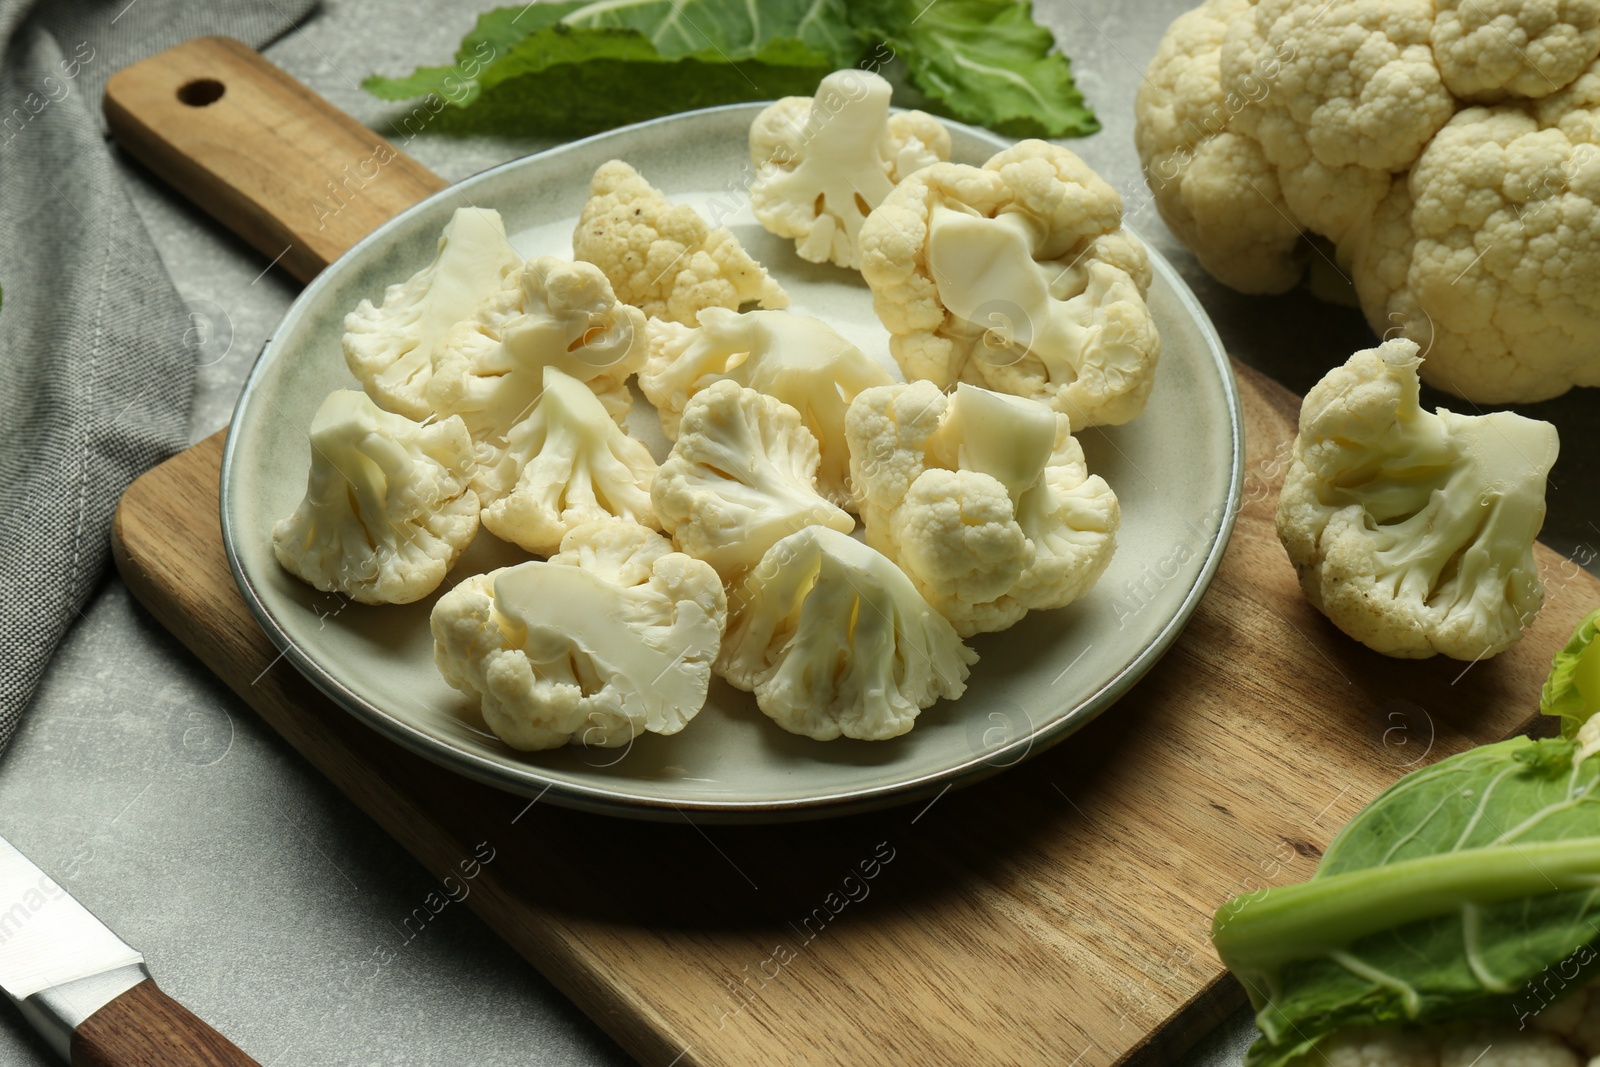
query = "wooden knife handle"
xmin=102 ymin=35 xmax=445 ymax=283
xmin=69 ymin=979 xmax=259 ymax=1067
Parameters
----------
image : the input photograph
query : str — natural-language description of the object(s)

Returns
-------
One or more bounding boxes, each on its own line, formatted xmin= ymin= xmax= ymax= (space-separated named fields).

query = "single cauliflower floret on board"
xmin=719 ymin=526 xmax=975 ymax=741
xmin=847 ymin=380 xmax=1119 ymax=637
xmin=859 ymin=140 xmax=1160 ymax=428
xmin=343 ymin=207 xmax=518 ymax=420
xmin=573 ymin=159 xmax=787 ymax=325
xmin=1133 ymin=0 xmax=1600 ymax=402
xmin=1276 ymin=338 xmax=1559 ymax=660
xmin=639 ymin=307 xmax=892 ymax=508
xmin=476 ymin=367 xmax=659 ymax=556
xmin=748 ymin=68 xmax=950 ymax=270
xmin=651 ymin=380 xmax=854 ymax=583
xmin=272 ymin=390 xmax=479 ymax=605
xmin=428 ymin=255 xmax=646 ymax=475
xmin=431 ymin=522 xmax=726 ymax=751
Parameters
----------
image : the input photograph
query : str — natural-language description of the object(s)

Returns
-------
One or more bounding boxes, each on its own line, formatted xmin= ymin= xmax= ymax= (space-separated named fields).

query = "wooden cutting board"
xmin=106 ymin=37 xmax=1600 ymax=1067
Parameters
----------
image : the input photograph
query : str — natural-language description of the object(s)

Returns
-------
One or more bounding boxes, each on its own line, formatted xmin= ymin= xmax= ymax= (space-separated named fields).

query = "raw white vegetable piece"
xmin=651 ymin=380 xmax=854 ymax=583
xmin=573 ymin=159 xmax=787 ymax=325
xmin=1276 ymin=338 xmax=1559 ymax=660
xmin=640 ymin=307 xmax=892 ymax=508
xmin=719 ymin=526 xmax=975 ymax=741
xmin=343 ymin=207 xmax=518 ymax=420
xmin=748 ymin=68 xmax=950 ymax=270
xmin=431 ymin=523 xmax=726 ymax=751
xmin=272 ymin=390 xmax=479 ymax=605
xmin=847 ymin=380 xmax=1119 ymax=637
xmin=860 ymin=140 xmax=1160 ymax=428
xmin=429 ymin=255 xmax=647 ymax=475
xmin=476 ymin=366 xmax=660 ymax=556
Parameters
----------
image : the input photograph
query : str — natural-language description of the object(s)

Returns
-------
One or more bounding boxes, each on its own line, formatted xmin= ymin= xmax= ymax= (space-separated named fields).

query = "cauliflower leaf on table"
xmin=639 ymin=306 xmax=892 ymax=508
xmin=719 ymin=525 xmax=975 ymax=741
xmin=748 ymin=68 xmax=949 ymax=270
xmin=343 ymin=207 xmax=519 ymax=420
xmin=860 ymin=140 xmax=1159 ymax=428
xmin=1276 ymin=338 xmax=1559 ymax=661
xmin=272 ymin=390 xmax=479 ymax=605
xmin=1541 ymin=606 xmax=1600 ymax=740
xmin=847 ymin=380 xmax=1119 ymax=637
xmin=652 ymin=380 xmax=853 ymax=583
xmin=431 ymin=523 xmax=726 ymax=751
xmin=573 ymin=159 xmax=787 ymax=325
xmin=1214 ymin=724 xmax=1600 ymax=1066
xmin=428 ymin=255 xmax=646 ymax=475
xmin=476 ymin=366 xmax=660 ymax=556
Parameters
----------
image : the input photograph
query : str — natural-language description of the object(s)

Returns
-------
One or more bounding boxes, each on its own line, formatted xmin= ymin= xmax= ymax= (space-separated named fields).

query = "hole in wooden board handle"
xmin=177 ymin=78 xmax=225 ymax=107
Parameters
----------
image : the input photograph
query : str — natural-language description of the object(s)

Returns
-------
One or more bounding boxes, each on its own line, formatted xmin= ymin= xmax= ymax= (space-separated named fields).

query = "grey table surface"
xmin=2 ymin=1 xmax=1595 ymax=1064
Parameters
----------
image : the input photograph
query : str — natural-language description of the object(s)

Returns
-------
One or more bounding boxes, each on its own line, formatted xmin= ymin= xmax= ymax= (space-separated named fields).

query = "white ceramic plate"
xmin=221 ymin=105 xmax=1243 ymax=822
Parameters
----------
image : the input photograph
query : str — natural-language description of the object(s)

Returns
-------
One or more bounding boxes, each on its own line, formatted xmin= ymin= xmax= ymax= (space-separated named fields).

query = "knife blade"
xmin=0 ymin=833 xmax=259 ymax=1066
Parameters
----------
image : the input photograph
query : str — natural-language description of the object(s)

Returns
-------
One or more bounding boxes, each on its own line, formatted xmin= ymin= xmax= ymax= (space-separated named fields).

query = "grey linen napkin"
xmin=0 ymin=0 xmax=315 ymax=752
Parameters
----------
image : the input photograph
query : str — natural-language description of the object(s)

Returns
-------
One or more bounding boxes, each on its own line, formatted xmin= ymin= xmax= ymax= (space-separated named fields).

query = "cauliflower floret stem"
xmin=927 ymin=206 xmax=1086 ymax=383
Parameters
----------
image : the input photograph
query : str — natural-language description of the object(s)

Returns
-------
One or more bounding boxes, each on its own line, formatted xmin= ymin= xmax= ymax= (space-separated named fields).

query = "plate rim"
xmin=219 ymin=102 xmax=1246 ymax=823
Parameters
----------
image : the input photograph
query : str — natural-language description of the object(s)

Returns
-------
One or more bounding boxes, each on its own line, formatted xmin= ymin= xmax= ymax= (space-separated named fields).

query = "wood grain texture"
xmin=70 ymin=980 xmax=260 ymax=1067
xmin=110 ymin=370 xmax=1600 ymax=1067
xmin=102 ymin=37 xmax=445 ymax=283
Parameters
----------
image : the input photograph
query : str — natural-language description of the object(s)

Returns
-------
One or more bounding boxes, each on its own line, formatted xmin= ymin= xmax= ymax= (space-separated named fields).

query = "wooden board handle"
xmin=69 ymin=979 xmax=259 ymax=1066
xmin=103 ymin=36 xmax=446 ymax=283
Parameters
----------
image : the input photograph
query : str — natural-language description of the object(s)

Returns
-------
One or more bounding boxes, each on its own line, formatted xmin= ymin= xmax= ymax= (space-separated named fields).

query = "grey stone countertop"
xmin=1 ymin=1 xmax=1594 ymax=1064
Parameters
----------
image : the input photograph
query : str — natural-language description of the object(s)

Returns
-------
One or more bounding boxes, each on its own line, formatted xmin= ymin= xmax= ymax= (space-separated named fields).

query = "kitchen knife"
xmin=0 ymin=833 xmax=258 ymax=1066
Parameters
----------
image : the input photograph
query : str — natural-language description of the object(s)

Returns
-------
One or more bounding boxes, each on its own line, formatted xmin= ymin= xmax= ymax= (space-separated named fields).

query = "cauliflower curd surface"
xmin=1134 ymin=0 xmax=1600 ymax=401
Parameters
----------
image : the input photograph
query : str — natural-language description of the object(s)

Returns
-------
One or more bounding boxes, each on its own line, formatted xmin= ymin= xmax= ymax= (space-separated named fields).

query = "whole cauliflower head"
xmin=343 ymin=208 xmax=518 ymax=420
xmin=1276 ymin=338 xmax=1559 ymax=660
xmin=428 ymin=256 xmax=646 ymax=471
xmin=573 ymin=160 xmax=787 ymax=325
xmin=848 ymin=380 xmax=1119 ymax=637
xmin=1134 ymin=0 xmax=1600 ymax=402
xmin=272 ymin=390 xmax=479 ymax=605
xmin=638 ymin=307 xmax=892 ymax=508
xmin=718 ymin=526 xmax=975 ymax=741
xmin=476 ymin=366 xmax=660 ymax=556
xmin=859 ymin=140 xmax=1160 ymax=428
xmin=431 ymin=522 xmax=726 ymax=751
xmin=651 ymin=380 xmax=854 ymax=583
xmin=748 ymin=68 xmax=950 ymax=270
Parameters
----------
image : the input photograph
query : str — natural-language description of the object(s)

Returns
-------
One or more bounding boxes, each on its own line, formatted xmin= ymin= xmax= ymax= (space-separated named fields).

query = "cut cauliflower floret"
xmin=1295 ymin=1007 xmax=1600 ymax=1067
xmin=573 ymin=159 xmax=787 ymax=325
xmin=343 ymin=208 xmax=518 ymax=419
xmin=651 ymin=380 xmax=853 ymax=583
xmin=428 ymin=256 xmax=646 ymax=476
xmin=272 ymin=390 xmax=478 ymax=605
xmin=1134 ymin=0 xmax=1600 ymax=402
xmin=848 ymin=380 xmax=1119 ymax=637
xmin=859 ymin=140 xmax=1160 ymax=428
xmin=431 ymin=523 xmax=726 ymax=751
xmin=748 ymin=69 xmax=950 ymax=270
xmin=718 ymin=526 xmax=975 ymax=741
xmin=476 ymin=366 xmax=659 ymax=556
xmin=639 ymin=307 xmax=892 ymax=508
xmin=1276 ymin=338 xmax=1559 ymax=660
